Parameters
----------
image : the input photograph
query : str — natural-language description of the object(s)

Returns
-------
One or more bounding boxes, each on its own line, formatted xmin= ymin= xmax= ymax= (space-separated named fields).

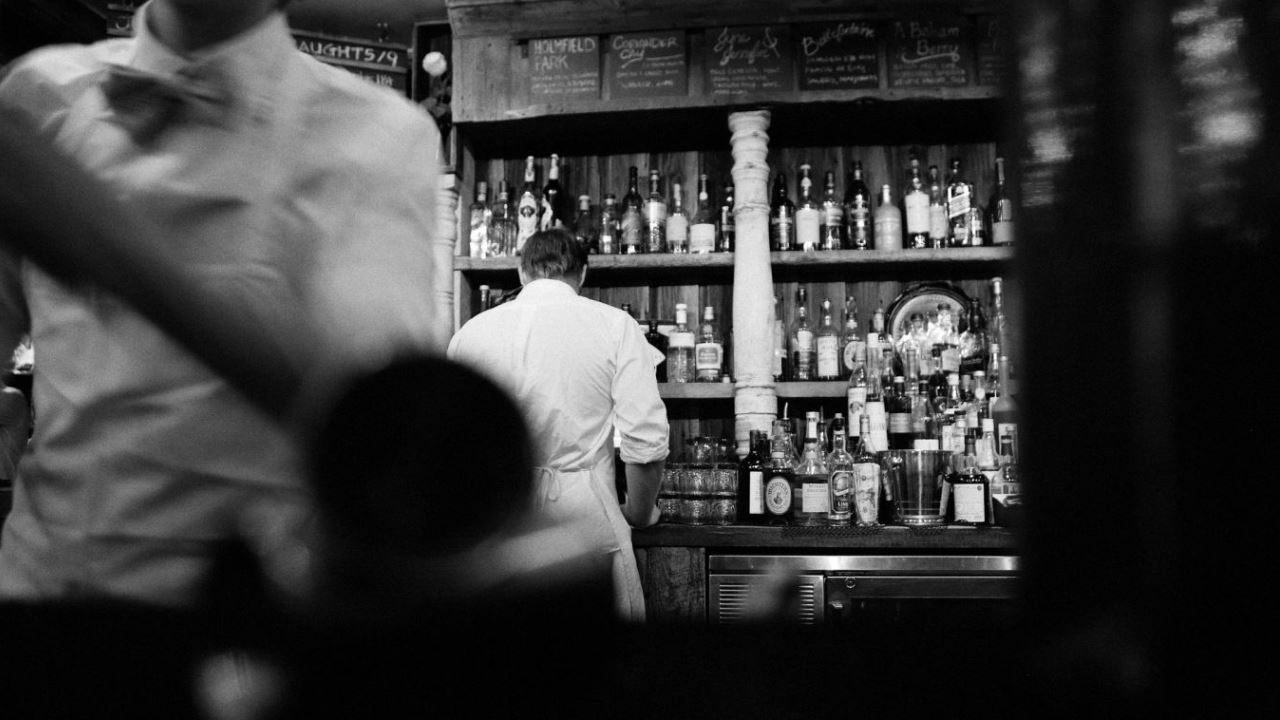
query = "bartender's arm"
xmin=621 ymin=460 xmax=663 ymax=527
xmin=613 ymin=318 xmax=670 ymax=528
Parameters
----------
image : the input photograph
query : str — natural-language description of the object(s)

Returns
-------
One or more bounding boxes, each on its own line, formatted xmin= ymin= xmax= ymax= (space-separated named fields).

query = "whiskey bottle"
xmin=689 ymin=173 xmax=717 ymax=254
xmin=645 ymin=317 xmax=667 ymax=382
xmin=820 ymin=170 xmax=845 ymax=250
xmin=572 ymin=194 xmax=596 ymax=253
xmin=927 ymin=164 xmax=948 ymax=249
xmin=845 ymin=340 xmax=868 ymax=444
xmin=515 ymin=155 xmax=541 ymax=253
xmin=795 ymin=163 xmax=821 ymax=252
xmin=989 ymin=156 xmax=1015 ymax=246
xmin=845 ymin=161 xmax=872 ymax=250
xmin=990 ymin=353 xmax=1018 ymax=458
xmin=816 ymin=298 xmax=841 ymax=381
xmin=911 ymin=380 xmax=935 ymax=449
xmin=468 ymin=179 xmax=491 ymax=258
xmin=694 ymin=305 xmax=724 ymax=382
xmin=738 ymin=429 xmax=769 ymax=525
xmin=886 ymin=376 xmax=916 ymax=450
xmin=540 ymin=153 xmax=565 ymax=231
xmin=488 ymin=179 xmax=515 ymax=257
xmin=791 ymin=288 xmax=814 ymax=381
xmin=666 ymin=178 xmax=689 ymax=253
xmin=903 ymin=154 xmax=931 ymax=249
xmin=644 ymin=168 xmax=668 ymax=253
xmin=620 ymin=166 xmax=644 ymax=254
xmin=958 ymin=297 xmax=990 ymax=375
xmin=764 ymin=423 xmax=797 ymax=525
xmin=768 ymin=171 xmax=795 ymax=251
xmin=947 ymin=435 xmax=992 ymax=525
xmin=478 ymin=284 xmax=492 ymax=311
xmin=826 ymin=414 xmax=854 ymax=525
xmin=873 ymin=184 xmax=903 ymax=251
xmin=945 ymin=158 xmax=973 ymax=247
xmin=597 ymin=193 xmax=619 ymax=254
xmin=792 ymin=411 xmax=830 ymax=526
xmin=840 ymin=297 xmax=865 ymax=381
xmin=666 ymin=303 xmax=695 ymax=383
xmin=718 ymin=177 xmax=735 ymax=252
xmin=850 ymin=414 xmax=881 ymax=526
xmin=772 ymin=295 xmax=787 ymax=381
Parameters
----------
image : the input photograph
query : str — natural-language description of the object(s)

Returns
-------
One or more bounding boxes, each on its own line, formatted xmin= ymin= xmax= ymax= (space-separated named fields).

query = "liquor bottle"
xmin=820 ymin=170 xmax=844 ymax=250
xmin=794 ymin=163 xmax=821 ymax=252
xmin=772 ymin=295 xmax=787 ymax=381
xmin=468 ymin=179 xmax=491 ymax=258
xmin=791 ymin=288 xmax=814 ymax=381
xmin=903 ymin=154 xmax=931 ymax=249
xmin=911 ymin=380 xmax=934 ymax=449
xmin=990 ymin=276 xmax=1010 ymax=362
xmin=478 ymin=284 xmax=492 ymax=311
xmin=990 ymin=353 xmax=1018 ymax=459
xmin=845 ymin=161 xmax=872 ymax=250
xmin=932 ymin=302 xmax=961 ymax=374
xmin=927 ymin=164 xmax=948 ymax=249
xmin=694 ymin=305 xmax=724 ymax=382
xmin=958 ymin=297 xmax=989 ymax=375
xmin=840 ymin=297 xmax=865 ymax=381
xmin=850 ymin=414 xmax=881 ymax=527
xmin=886 ymin=376 xmax=916 ymax=450
xmin=488 ymin=179 xmax=515 ymax=257
xmin=718 ymin=177 xmax=735 ymax=252
xmin=645 ymin=169 xmax=668 ymax=253
xmin=873 ymin=184 xmax=903 ymax=251
xmin=620 ymin=303 xmax=635 ymax=320
xmin=572 ymin=194 xmax=597 ymax=253
xmin=815 ymin=298 xmax=841 ymax=381
xmin=866 ymin=304 xmax=887 ymax=400
xmin=738 ymin=429 xmax=769 ymax=525
xmin=597 ymin=193 xmax=619 ymax=254
xmin=645 ymin=317 xmax=667 ymax=382
xmin=540 ymin=153 xmax=565 ymax=231
xmin=689 ymin=173 xmax=716 ymax=254
xmin=977 ymin=417 xmax=999 ymax=471
xmin=792 ymin=411 xmax=830 ymax=526
xmin=947 ymin=435 xmax=992 ymax=525
xmin=989 ymin=156 xmax=1015 ymax=246
xmin=768 ymin=171 xmax=795 ymax=251
xmin=515 ymin=155 xmax=541 ymax=253
xmin=666 ymin=303 xmax=695 ymax=383
xmin=826 ymin=414 xmax=854 ymax=525
xmin=945 ymin=158 xmax=973 ymax=247
xmin=620 ymin=166 xmax=644 ymax=254
xmin=666 ymin=178 xmax=689 ymax=253
xmin=764 ymin=423 xmax=797 ymax=525
xmin=926 ymin=346 xmax=948 ymax=404
xmin=845 ymin=339 xmax=868 ymax=442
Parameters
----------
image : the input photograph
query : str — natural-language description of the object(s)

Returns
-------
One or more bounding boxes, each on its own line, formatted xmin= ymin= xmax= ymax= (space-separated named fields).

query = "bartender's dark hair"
xmin=519 ymin=227 xmax=588 ymax=281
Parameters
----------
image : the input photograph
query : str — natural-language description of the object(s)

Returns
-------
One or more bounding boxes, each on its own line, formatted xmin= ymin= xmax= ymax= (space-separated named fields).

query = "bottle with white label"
xmin=946 ymin=435 xmax=992 ymax=525
xmin=738 ymin=430 xmax=769 ymax=525
xmin=689 ymin=173 xmax=717 ymax=253
xmin=873 ymin=184 xmax=903 ymax=251
xmin=694 ymin=305 xmax=724 ymax=382
xmin=792 ymin=411 xmax=830 ymax=526
xmin=666 ymin=178 xmax=689 ymax=253
xmin=816 ymin=297 xmax=841 ymax=380
xmin=515 ymin=155 xmax=541 ymax=253
xmin=903 ymin=155 xmax=931 ymax=249
xmin=469 ymin=179 xmax=491 ymax=258
xmin=795 ymin=163 xmax=822 ymax=252
xmin=666 ymin=303 xmax=695 ymax=383
xmin=791 ymin=289 xmax=815 ymax=381
xmin=927 ymin=164 xmax=949 ymax=249
xmin=826 ymin=414 xmax=854 ymax=525
xmin=850 ymin=414 xmax=882 ymax=526
xmin=989 ymin=156 xmax=1016 ymax=246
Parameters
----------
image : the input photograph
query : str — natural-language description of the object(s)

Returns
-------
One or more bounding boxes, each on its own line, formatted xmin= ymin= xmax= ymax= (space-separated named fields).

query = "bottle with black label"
xmin=844 ymin=161 xmax=872 ymax=250
xmin=763 ymin=422 xmax=796 ymax=525
xmin=644 ymin=317 xmax=667 ymax=382
xmin=820 ymin=170 xmax=845 ymax=250
xmin=768 ymin=171 xmax=795 ymax=251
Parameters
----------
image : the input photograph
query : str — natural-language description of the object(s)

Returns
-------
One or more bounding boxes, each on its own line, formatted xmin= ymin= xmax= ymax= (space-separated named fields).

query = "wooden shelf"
xmin=658 ymin=381 xmax=852 ymax=400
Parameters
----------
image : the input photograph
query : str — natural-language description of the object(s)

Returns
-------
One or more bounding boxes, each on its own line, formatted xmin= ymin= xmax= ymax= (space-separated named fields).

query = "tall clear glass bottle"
xmin=694 ymin=305 xmax=724 ymax=382
xmin=769 ymin=171 xmax=795 ymax=251
xmin=717 ymin=176 xmax=735 ymax=252
xmin=645 ymin=168 xmax=668 ymax=253
xmin=826 ymin=414 xmax=854 ymax=525
xmin=666 ymin=177 xmax=689 ymax=253
xmin=620 ymin=166 xmax=644 ymax=254
xmin=989 ymin=156 xmax=1015 ymax=246
xmin=689 ymin=173 xmax=716 ymax=254
xmin=873 ymin=184 xmax=903 ymax=251
xmin=792 ymin=411 xmax=830 ymax=526
xmin=845 ymin=161 xmax=872 ymax=250
xmin=791 ymin=287 xmax=814 ymax=381
xmin=903 ymin=154 xmax=931 ymax=249
xmin=488 ymin=179 xmax=515 ymax=257
xmin=795 ymin=163 xmax=821 ymax=252
xmin=540 ymin=153 xmax=565 ymax=231
xmin=515 ymin=155 xmax=541 ymax=253
xmin=815 ymin=297 xmax=841 ymax=381
xmin=666 ymin=303 xmax=695 ymax=383
xmin=850 ymin=414 xmax=881 ymax=526
xmin=820 ymin=170 xmax=844 ymax=250
xmin=468 ymin=179 xmax=491 ymax=258
xmin=597 ymin=193 xmax=619 ymax=255
xmin=927 ymin=164 xmax=948 ymax=249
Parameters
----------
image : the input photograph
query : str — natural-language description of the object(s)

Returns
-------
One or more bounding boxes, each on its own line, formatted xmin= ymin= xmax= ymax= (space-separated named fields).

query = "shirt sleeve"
xmin=611 ymin=316 xmax=669 ymax=465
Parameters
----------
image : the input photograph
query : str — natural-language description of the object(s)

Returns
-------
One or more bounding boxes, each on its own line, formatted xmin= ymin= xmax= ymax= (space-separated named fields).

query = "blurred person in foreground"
xmin=447 ymin=227 xmax=669 ymax=622
xmin=0 ymin=0 xmax=448 ymax=605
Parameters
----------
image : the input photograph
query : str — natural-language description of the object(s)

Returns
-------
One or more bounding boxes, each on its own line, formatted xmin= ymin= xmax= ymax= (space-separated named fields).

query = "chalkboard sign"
xmin=529 ymin=35 xmax=601 ymax=102
xmin=975 ymin=16 xmax=1009 ymax=87
xmin=704 ymin=25 xmax=794 ymax=96
xmin=886 ymin=15 xmax=971 ymax=88
xmin=606 ymin=31 xmax=687 ymax=99
xmin=293 ymin=30 xmax=410 ymax=96
xmin=796 ymin=21 xmax=881 ymax=91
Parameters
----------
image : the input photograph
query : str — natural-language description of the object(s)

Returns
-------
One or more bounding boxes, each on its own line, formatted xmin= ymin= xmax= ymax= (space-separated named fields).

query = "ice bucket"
xmin=880 ymin=449 xmax=955 ymax=526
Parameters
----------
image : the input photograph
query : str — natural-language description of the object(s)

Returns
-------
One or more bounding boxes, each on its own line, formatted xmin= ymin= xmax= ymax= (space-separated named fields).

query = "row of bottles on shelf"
xmin=465 ymin=154 xmax=1016 ymax=258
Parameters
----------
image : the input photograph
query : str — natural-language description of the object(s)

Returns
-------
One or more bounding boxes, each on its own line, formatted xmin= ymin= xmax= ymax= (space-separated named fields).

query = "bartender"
xmin=447 ymin=228 xmax=669 ymax=622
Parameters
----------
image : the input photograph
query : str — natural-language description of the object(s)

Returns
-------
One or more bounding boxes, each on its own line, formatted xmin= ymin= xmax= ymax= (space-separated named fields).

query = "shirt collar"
xmin=127 ymin=1 xmax=296 ymax=113
xmin=517 ymin=278 xmax=581 ymax=302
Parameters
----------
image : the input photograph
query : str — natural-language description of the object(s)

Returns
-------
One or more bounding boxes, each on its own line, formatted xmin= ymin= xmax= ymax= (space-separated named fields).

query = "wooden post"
xmin=432 ymin=170 xmax=460 ymax=346
xmin=729 ymin=109 xmax=776 ymax=457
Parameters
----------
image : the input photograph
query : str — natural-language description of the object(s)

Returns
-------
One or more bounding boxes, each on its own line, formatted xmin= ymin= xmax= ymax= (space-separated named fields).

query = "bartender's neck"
xmin=147 ymin=0 xmax=281 ymax=54
xmin=519 ymin=269 xmax=586 ymax=294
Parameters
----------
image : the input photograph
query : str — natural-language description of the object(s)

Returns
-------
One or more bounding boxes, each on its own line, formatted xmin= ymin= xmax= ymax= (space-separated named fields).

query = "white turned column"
xmin=729 ymin=110 xmax=777 ymax=457
xmin=431 ymin=170 xmax=459 ymax=349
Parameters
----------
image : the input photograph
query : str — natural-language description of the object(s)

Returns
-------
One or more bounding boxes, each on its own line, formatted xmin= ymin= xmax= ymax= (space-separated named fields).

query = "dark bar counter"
xmin=633 ymin=523 xmax=1019 ymax=551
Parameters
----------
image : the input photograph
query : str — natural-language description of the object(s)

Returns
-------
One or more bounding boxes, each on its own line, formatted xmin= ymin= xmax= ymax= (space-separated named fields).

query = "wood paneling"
xmin=634 ymin=546 xmax=707 ymax=623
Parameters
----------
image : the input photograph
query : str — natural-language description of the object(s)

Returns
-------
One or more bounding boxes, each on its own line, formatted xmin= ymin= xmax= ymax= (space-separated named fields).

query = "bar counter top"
xmin=632 ymin=523 xmax=1021 ymax=552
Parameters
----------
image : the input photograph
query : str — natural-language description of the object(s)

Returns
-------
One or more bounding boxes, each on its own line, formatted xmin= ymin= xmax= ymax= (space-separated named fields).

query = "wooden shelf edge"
xmin=454 ymin=246 xmax=1012 ymax=272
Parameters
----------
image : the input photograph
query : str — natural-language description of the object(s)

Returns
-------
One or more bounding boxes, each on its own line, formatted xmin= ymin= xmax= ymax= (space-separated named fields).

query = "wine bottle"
xmin=820 ymin=170 xmax=845 ymax=250
xmin=945 ymin=158 xmax=973 ymax=248
xmin=694 ymin=305 xmax=723 ymax=382
xmin=645 ymin=317 xmax=668 ymax=382
xmin=540 ymin=153 xmax=565 ymax=231
xmin=769 ymin=171 xmax=795 ymax=251
xmin=845 ymin=161 xmax=872 ymax=250
xmin=620 ymin=166 xmax=644 ymax=254
xmin=886 ymin=376 xmax=916 ymax=450
xmin=689 ymin=173 xmax=716 ymax=254
xmin=488 ymin=179 xmax=515 ymax=257
xmin=718 ymin=176 xmax=735 ymax=252
xmin=738 ymin=429 xmax=770 ymax=525
xmin=793 ymin=412 xmax=830 ymax=526
xmin=572 ymin=194 xmax=596 ymax=253
xmin=990 ymin=156 xmax=1015 ymax=246
xmin=666 ymin=303 xmax=695 ymax=383
xmin=816 ymin=297 xmax=841 ymax=381
xmin=764 ymin=423 xmax=796 ymax=525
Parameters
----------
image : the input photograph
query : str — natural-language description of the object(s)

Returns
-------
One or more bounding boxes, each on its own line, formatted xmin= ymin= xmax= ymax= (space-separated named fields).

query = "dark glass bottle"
xmin=826 ymin=415 xmax=854 ymax=525
xmin=645 ymin=317 xmax=668 ymax=382
xmin=768 ymin=172 xmax=795 ymax=251
xmin=737 ymin=429 xmax=769 ymax=525
xmin=763 ymin=425 xmax=796 ymax=525
xmin=644 ymin=168 xmax=668 ymax=253
xmin=820 ymin=170 xmax=845 ymax=250
xmin=946 ymin=435 xmax=992 ymax=525
xmin=718 ymin=177 xmax=735 ymax=252
xmin=844 ymin=161 xmax=872 ymax=250
xmin=886 ymin=376 xmax=916 ymax=450
xmin=620 ymin=166 xmax=644 ymax=254
xmin=540 ymin=152 xmax=565 ymax=231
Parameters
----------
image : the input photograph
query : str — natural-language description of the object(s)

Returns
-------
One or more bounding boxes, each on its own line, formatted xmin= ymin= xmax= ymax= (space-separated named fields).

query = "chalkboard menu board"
xmin=606 ymin=31 xmax=688 ymax=99
xmin=293 ymin=30 xmax=411 ymax=96
xmin=529 ymin=36 xmax=602 ymax=102
xmin=886 ymin=15 xmax=971 ymax=88
xmin=975 ymin=16 xmax=1009 ymax=87
xmin=704 ymin=25 xmax=794 ymax=96
xmin=796 ymin=21 xmax=881 ymax=91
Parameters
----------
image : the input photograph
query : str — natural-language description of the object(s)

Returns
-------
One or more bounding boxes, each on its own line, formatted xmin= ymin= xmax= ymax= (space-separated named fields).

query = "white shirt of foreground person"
xmin=447 ymin=278 xmax=669 ymax=622
xmin=0 ymin=3 xmax=446 ymax=603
